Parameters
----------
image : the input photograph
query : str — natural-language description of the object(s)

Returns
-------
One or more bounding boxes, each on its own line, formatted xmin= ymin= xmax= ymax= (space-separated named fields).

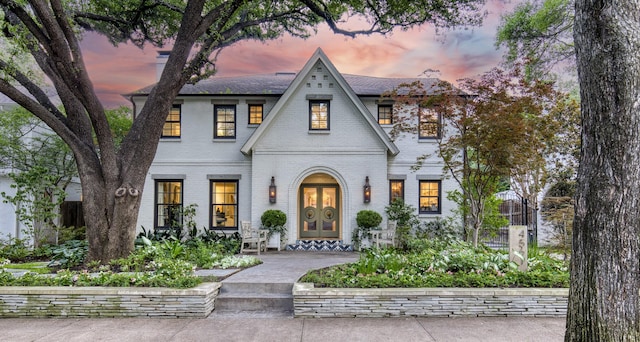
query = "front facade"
xmin=133 ymin=48 xmax=456 ymax=249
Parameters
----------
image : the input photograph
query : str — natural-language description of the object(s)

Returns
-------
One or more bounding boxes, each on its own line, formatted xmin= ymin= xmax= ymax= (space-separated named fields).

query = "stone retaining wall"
xmin=0 ymin=282 xmax=220 ymax=318
xmin=293 ymin=283 xmax=568 ymax=318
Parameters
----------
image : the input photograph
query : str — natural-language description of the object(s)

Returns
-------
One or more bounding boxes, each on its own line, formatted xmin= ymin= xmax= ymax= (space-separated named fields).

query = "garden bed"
xmin=293 ymin=283 xmax=568 ymax=318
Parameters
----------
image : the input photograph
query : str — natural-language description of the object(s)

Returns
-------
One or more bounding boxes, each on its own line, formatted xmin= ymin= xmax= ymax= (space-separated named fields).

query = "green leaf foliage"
xmin=0 ymin=236 xmax=260 ymax=288
xmin=356 ymin=210 xmax=383 ymax=229
xmin=260 ymin=209 xmax=287 ymax=228
xmin=495 ymin=0 xmax=574 ymax=79
xmin=300 ymin=238 xmax=569 ymax=288
xmin=386 ymin=67 xmax=576 ymax=247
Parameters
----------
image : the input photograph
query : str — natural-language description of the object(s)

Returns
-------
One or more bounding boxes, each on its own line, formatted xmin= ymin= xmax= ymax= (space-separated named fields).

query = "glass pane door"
xmin=300 ymin=185 xmax=339 ymax=239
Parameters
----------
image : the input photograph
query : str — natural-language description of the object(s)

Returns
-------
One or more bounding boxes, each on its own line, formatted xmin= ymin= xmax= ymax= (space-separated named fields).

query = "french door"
xmin=299 ymin=185 xmax=340 ymax=238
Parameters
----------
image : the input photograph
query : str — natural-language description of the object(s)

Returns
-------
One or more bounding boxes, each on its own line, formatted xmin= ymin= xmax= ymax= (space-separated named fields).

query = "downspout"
xmin=129 ymin=95 xmax=137 ymax=120
xmin=14 ymin=202 xmax=20 ymax=239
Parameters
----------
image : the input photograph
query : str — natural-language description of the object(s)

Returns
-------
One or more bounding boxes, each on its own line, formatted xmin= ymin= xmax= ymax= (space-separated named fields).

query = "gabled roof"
xmin=239 ymin=48 xmax=400 ymax=156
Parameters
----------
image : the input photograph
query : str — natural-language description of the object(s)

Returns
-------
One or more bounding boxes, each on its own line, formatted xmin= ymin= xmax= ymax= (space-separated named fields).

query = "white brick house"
xmin=131 ymin=48 xmax=456 ymax=250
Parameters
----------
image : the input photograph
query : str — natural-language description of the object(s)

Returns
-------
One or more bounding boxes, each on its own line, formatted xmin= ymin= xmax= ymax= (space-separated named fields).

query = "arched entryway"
xmin=298 ymin=173 xmax=341 ymax=239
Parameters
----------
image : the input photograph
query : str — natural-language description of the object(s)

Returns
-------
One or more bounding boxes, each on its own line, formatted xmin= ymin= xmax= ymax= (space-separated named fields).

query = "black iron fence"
xmin=481 ymin=192 xmax=537 ymax=250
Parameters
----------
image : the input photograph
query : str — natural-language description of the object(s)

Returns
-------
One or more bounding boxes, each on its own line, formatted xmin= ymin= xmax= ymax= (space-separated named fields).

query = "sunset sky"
xmin=79 ymin=0 xmax=516 ymax=108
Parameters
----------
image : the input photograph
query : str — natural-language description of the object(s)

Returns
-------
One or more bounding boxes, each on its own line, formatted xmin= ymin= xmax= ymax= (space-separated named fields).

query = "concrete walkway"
xmin=222 ymin=250 xmax=361 ymax=283
xmin=0 ymin=251 xmax=567 ymax=341
xmin=0 ymin=316 xmax=566 ymax=341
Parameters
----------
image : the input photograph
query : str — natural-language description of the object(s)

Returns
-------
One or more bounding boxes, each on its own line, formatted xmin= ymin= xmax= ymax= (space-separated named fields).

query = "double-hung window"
xmin=378 ymin=105 xmax=393 ymax=125
xmin=419 ymin=108 xmax=441 ymax=139
xmin=162 ymin=105 xmax=181 ymax=138
xmin=248 ymin=104 xmax=263 ymax=125
xmin=419 ymin=180 xmax=441 ymax=214
xmin=214 ymin=105 xmax=236 ymax=138
xmin=389 ymin=180 xmax=404 ymax=203
xmin=155 ymin=180 xmax=183 ymax=229
xmin=210 ymin=180 xmax=238 ymax=229
xmin=309 ymin=100 xmax=329 ymax=130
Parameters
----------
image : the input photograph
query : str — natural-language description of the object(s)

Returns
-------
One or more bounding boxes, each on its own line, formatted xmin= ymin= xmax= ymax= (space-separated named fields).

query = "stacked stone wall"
xmin=0 ymin=283 xmax=219 ymax=318
xmin=293 ymin=283 xmax=568 ymax=318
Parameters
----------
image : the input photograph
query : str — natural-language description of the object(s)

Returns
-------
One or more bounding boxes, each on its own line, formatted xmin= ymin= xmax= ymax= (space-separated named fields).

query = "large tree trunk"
xmin=75 ymin=148 xmax=146 ymax=262
xmin=566 ymin=0 xmax=640 ymax=340
xmin=72 ymin=9 xmax=201 ymax=263
xmin=80 ymin=171 xmax=143 ymax=262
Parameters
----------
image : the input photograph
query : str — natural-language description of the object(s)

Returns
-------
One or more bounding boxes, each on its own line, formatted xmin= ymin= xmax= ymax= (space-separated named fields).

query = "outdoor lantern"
xmin=269 ymin=177 xmax=277 ymax=203
xmin=363 ymin=176 xmax=371 ymax=203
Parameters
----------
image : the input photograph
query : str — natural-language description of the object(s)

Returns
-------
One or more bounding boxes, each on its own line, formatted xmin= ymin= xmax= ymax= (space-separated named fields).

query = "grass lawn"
xmin=2 ymin=261 xmax=52 ymax=274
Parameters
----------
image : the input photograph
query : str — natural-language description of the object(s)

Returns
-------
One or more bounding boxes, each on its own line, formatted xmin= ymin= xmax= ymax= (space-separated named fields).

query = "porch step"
xmin=213 ymin=282 xmax=293 ymax=316
xmin=286 ymin=239 xmax=353 ymax=252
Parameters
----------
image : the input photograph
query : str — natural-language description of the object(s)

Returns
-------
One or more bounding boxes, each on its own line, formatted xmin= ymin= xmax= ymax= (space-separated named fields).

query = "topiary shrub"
xmin=356 ymin=210 xmax=382 ymax=228
xmin=353 ymin=210 xmax=383 ymax=250
xmin=261 ymin=209 xmax=287 ymax=228
xmin=260 ymin=210 xmax=287 ymax=241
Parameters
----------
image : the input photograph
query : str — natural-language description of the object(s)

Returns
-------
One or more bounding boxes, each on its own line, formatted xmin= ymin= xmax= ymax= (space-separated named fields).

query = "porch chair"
xmin=374 ymin=220 xmax=397 ymax=248
xmin=240 ymin=220 xmax=267 ymax=255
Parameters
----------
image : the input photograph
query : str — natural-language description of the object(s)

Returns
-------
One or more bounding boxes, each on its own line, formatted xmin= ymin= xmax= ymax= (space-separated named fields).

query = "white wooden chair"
xmin=240 ymin=221 xmax=267 ymax=255
xmin=374 ymin=220 xmax=397 ymax=248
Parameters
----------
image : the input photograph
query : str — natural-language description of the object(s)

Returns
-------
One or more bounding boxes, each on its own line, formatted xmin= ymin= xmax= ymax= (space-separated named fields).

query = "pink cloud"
xmin=79 ymin=0 xmax=516 ymax=108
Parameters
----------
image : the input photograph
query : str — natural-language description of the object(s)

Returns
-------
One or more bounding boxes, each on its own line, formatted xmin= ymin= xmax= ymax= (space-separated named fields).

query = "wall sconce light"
xmin=363 ymin=176 xmax=371 ymax=203
xmin=269 ymin=177 xmax=277 ymax=203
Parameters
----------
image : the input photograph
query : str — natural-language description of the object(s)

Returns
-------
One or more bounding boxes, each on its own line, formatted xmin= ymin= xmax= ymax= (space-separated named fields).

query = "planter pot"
xmin=356 ymin=237 xmax=372 ymax=251
xmin=267 ymin=232 xmax=282 ymax=251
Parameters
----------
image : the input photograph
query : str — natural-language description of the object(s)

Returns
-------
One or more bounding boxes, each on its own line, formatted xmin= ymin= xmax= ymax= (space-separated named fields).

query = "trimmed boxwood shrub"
xmin=356 ymin=210 xmax=382 ymax=228
xmin=352 ymin=210 xmax=383 ymax=250
xmin=261 ymin=209 xmax=287 ymax=240
xmin=261 ymin=209 xmax=287 ymax=227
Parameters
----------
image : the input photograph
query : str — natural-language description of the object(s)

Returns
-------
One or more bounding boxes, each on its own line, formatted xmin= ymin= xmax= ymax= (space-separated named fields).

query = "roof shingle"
xmin=130 ymin=73 xmax=446 ymax=97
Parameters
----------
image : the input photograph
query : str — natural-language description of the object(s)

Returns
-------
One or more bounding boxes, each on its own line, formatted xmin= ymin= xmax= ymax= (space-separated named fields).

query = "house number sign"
xmin=508 ymin=225 xmax=528 ymax=271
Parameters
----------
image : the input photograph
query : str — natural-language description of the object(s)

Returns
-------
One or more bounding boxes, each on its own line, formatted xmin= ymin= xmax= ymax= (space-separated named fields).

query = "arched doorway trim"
xmin=287 ymin=166 xmax=350 ymax=241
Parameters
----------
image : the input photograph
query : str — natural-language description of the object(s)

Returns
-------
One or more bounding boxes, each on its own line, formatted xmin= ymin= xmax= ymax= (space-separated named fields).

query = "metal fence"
xmin=481 ymin=192 xmax=538 ymax=250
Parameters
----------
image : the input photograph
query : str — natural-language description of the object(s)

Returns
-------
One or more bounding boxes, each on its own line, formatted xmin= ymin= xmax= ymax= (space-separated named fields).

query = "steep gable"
xmin=240 ymin=48 xmax=399 ymax=156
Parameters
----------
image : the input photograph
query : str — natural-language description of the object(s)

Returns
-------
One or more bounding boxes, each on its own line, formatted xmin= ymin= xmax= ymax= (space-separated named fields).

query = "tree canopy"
xmin=0 ymin=0 xmax=486 ymax=262
xmin=495 ymin=0 xmax=574 ymax=80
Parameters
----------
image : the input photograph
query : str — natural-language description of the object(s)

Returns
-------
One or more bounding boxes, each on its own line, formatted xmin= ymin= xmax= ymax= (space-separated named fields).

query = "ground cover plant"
xmin=0 ymin=236 xmax=54 ymax=262
xmin=300 ymin=238 xmax=569 ymax=288
xmin=0 ymin=229 xmax=260 ymax=288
